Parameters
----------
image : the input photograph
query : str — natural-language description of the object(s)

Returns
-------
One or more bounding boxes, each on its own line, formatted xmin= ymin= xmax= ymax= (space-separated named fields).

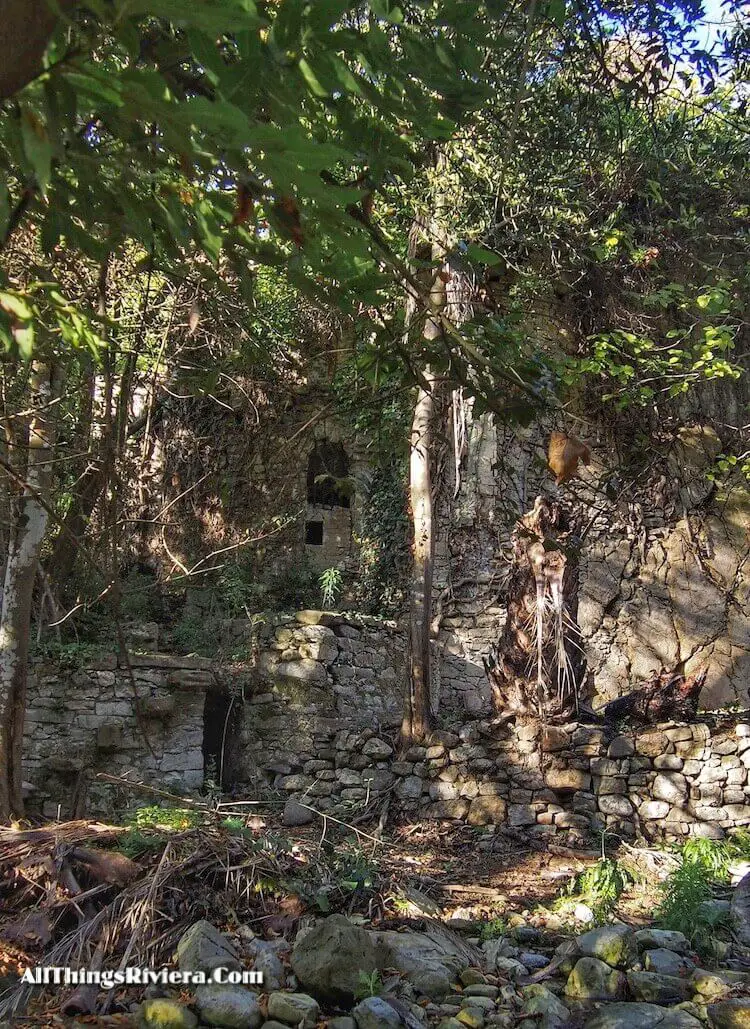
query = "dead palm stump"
xmin=484 ymin=495 xmax=586 ymax=721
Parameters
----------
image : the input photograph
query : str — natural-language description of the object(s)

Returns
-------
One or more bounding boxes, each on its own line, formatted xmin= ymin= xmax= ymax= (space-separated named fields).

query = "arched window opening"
xmin=307 ymin=441 xmax=351 ymax=508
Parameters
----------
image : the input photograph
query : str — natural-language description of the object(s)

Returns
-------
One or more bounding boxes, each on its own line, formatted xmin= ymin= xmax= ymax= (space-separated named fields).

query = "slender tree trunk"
xmin=0 ymin=362 xmax=57 ymax=819
xmin=404 ymin=367 xmax=438 ymax=742
xmin=402 ymin=219 xmax=448 ymax=743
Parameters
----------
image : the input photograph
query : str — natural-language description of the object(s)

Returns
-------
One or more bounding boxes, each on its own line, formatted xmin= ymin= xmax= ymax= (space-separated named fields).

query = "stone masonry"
xmin=24 ymin=611 xmax=750 ymax=842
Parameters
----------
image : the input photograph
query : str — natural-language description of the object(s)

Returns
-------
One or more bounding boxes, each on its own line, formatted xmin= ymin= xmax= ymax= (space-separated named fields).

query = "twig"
xmin=94 ymin=773 xmax=210 ymax=809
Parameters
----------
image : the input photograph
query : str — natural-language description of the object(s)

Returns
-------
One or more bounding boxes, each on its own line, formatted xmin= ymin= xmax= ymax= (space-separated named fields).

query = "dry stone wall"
xmin=270 ymin=713 xmax=750 ymax=844
xmin=24 ymin=612 xmax=750 ymax=841
xmin=24 ymin=652 xmax=215 ymax=819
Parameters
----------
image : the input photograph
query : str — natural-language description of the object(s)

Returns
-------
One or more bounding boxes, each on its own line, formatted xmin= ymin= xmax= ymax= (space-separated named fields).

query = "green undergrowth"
xmin=655 ymin=833 xmax=750 ymax=956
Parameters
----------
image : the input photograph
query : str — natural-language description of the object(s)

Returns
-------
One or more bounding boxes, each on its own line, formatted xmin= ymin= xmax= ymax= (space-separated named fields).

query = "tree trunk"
xmin=401 ymin=148 xmax=449 ymax=745
xmin=0 ymin=363 xmax=57 ymax=819
xmin=484 ymin=495 xmax=586 ymax=722
xmin=403 ymin=367 xmax=438 ymax=743
xmin=402 ymin=272 xmax=447 ymax=744
xmin=0 ymin=0 xmax=76 ymax=101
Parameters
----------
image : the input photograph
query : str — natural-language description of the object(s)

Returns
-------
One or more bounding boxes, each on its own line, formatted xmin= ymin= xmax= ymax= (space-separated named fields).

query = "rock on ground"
xmin=584 ymin=1003 xmax=702 ymax=1029
xmin=635 ymin=930 xmax=691 ymax=955
xmin=194 ymin=984 xmax=262 ymax=1028
xmin=352 ymin=997 xmax=403 ymax=1029
xmin=291 ymin=915 xmax=378 ymax=1003
xmin=627 ymin=971 xmax=692 ymax=1005
xmin=267 ymin=992 xmax=320 ymax=1028
xmin=565 ymin=957 xmax=626 ymax=1001
xmin=176 ymin=920 xmax=240 ymax=975
xmin=577 ymin=925 xmax=638 ymax=969
xmin=138 ymin=998 xmax=198 ymax=1029
xmin=708 ymin=1000 xmax=750 ymax=1029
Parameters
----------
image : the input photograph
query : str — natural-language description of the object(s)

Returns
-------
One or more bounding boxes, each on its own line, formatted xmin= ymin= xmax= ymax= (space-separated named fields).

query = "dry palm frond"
xmin=0 ymin=819 xmax=302 ymax=1020
xmin=0 ymin=822 xmax=123 ymax=870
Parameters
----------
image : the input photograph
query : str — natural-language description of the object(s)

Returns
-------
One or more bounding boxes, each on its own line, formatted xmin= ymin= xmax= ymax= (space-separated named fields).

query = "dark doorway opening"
xmin=305 ymin=520 xmax=324 ymax=545
xmin=202 ymin=689 xmax=243 ymax=791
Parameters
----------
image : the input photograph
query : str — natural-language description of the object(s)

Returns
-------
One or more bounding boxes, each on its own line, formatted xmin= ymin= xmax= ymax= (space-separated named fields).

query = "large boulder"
xmin=584 ymin=1004 xmax=702 ymax=1029
xmin=636 ymin=930 xmax=691 ymax=955
xmin=565 ymin=957 xmax=626 ymax=1001
xmin=352 ymin=997 xmax=402 ymax=1029
xmin=291 ymin=915 xmax=378 ymax=1003
xmin=584 ymin=1003 xmax=672 ymax=1029
xmin=644 ymin=949 xmax=695 ymax=978
xmin=372 ymin=923 xmax=481 ymax=983
xmin=708 ymin=1001 xmax=750 ymax=1029
xmin=518 ymin=984 xmax=570 ymax=1029
xmin=577 ymin=924 xmax=638 ymax=969
xmin=267 ymin=993 xmax=320 ymax=1028
xmin=627 ymin=971 xmax=692 ymax=1004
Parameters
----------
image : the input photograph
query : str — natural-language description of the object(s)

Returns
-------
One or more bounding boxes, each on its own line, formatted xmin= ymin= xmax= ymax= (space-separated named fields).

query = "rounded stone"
xmin=565 ymin=957 xmax=626 ymax=1001
xmin=195 ymin=985 xmax=262 ymax=1028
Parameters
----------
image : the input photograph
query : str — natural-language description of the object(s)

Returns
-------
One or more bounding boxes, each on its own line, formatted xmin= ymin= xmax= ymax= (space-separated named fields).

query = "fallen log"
xmin=70 ymin=847 xmax=141 ymax=887
xmin=601 ymin=668 xmax=707 ymax=725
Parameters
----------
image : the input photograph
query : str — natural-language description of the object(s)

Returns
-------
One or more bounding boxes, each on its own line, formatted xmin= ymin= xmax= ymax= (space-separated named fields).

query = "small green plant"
xmin=478 ymin=917 xmax=508 ymax=942
xmin=656 ymin=843 xmax=732 ymax=956
xmin=319 ymin=566 xmax=343 ymax=609
xmin=218 ymin=564 xmax=255 ymax=617
xmin=391 ymin=896 xmax=412 ymax=915
xmin=682 ymin=837 xmax=732 ymax=881
xmin=334 ymin=841 xmax=377 ymax=893
xmin=567 ymin=857 xmax=633 ymax=923
xmin=115 ymin=827 xmax=164 ymax=858
xmin=32 ymin=638 xmax=104 ymax=668
xmin=127 ymin=805 xmax=204 ymax=832
xmin=355 ymin=970 xmax=384 ymax=1000
xmin=170 ymin=613 xmax=219 ymax=656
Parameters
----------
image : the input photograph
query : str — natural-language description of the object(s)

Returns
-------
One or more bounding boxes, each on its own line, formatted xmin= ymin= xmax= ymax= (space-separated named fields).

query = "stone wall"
xmin=268 ymin=714 xmax=750 ymax=843
xmin=24 ymin=653 xmax=215 ymax=819
xmin=235 ymin=611 xmax=407 ymax=791
xmin=24 ymin=610 xmax=750 ymax=842
xmin=433 ymin=412 xmax=750 ymax=715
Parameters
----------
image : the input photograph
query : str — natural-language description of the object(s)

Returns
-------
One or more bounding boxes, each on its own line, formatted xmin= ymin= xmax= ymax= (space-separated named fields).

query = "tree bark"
xmin=402 ymin=270 xmax=447 ymax=744
xmin=0 ymin=362 xmax=58 ymax=819
xmin=401 ymin=148 xmax=449 ymax=745
xmin=0 ymin=0 xmax=76 ymax=101
xmin=403 ymin=366 xmax=438 ymax=743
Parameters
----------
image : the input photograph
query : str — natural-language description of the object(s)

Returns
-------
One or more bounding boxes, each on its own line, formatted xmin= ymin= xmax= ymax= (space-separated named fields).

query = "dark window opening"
xmin=307 ymin=441 xmax=351 ymax=508
xmin=202 ymin=690 xmax=242 ymax=792
xmin=305 ymin=520 xmax=324 ymax=545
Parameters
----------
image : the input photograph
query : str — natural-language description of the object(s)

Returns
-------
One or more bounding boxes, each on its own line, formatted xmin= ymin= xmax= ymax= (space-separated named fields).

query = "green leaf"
xmin=465 ymin=244 xmax=503 ymax=267
xmin=546 ymin=0 xmax=566 ymax=26
xmin=124 ymin=0 xmax=262 ymax=34
xmin=299 ymin=58 xmax=329 ymax=97
xmin=20 ymin=108 xmax=53 ymax=194
xmin=195 ymin=199 xmax=224 ymax=264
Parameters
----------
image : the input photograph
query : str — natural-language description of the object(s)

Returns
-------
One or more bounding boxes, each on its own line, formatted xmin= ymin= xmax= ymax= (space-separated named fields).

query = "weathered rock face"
xmin=434 ymin=412 xmax=748 ymax=717
xmin=23 ymin=624 xmax=750 ymax=842
xmin=24 ymin=653 xmax=213 ymax=818
xmin=576 ymin=925 xmax=638 ymax=969
xmin=372 ymin=925 xmax=481 ymax=982
xmin=708 ymin=1001 xmax=750 ymax=1029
